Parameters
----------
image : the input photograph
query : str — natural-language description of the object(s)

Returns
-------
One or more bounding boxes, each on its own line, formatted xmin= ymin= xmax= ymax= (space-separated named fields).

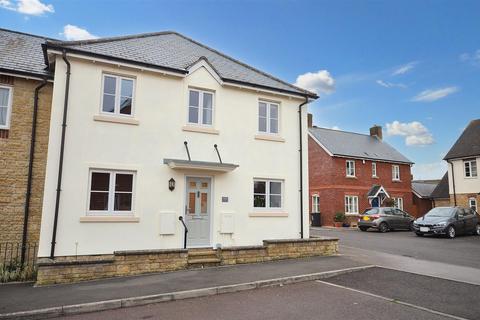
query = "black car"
xmin=412 ymin=207 xmax=480 ymax=238
xmin=358 ymin=207 xmax=414 ymax=232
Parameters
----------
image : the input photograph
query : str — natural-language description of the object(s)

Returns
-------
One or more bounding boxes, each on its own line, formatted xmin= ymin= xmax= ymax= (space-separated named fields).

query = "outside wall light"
xmin=169 ymin=178 xmax=175 ymax=191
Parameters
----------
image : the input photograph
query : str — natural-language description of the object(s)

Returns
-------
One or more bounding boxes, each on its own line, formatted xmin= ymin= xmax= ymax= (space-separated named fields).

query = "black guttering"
xmin=0 ymin=67 xmax=53 ymax=80
xmin=50 ymin=51 xmax=70 ymax=259
xmin=298 ymin=96 xmax=309 ymax=239
xmin=21 ymin=78 xmax=48 ymax=265
xmin=223 ymin=78 xmax=318 ymax=99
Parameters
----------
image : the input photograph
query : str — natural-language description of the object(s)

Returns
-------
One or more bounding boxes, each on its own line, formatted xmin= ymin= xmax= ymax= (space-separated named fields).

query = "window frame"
xmin=253 ymin=179 xmax=284 ymax=210
xmin=344 ymin=195 xmax=359 ymax=214
xmin=258 ymin=100 xmax=280 ymax=135
xmin=0 ymin=85 xmax=13 ymax=130
xmin=346 ymin=160 xmax=356 ymax=177
xmin=87 ymin=169 xmax=136 ymax=216
xmin=464 ymin=159 xmax=478 ymax=178
xmin=100 ymin=73 xmax=136 ymax=117
xmin=372 ymin=162 xmax=377 ymax=177
xmin=312 ymin=194 xmax=320 ymax=213
xmin=393 ymin=197 xmax=404 ymax=210
xmin=187 ymin=88 xmax=215 ymax=127
xmin=469 ymin=197 xmax=478 ymax=212
xmin=392 ymin=165 xmax=401 ymax=181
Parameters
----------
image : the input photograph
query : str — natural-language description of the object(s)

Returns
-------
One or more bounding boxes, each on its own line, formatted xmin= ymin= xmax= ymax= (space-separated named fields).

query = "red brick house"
xmin=308 ymin=118 xmax=414 ymax=226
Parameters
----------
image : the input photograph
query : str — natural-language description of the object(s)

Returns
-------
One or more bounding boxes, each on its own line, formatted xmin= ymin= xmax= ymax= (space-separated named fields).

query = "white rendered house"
xmin=38 ymin=32 xmax=318 ymax=258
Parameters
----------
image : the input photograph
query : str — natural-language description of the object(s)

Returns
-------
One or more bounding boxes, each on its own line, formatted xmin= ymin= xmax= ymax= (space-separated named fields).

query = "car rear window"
xmin=363 ymin=208 xmax=379 ymax=215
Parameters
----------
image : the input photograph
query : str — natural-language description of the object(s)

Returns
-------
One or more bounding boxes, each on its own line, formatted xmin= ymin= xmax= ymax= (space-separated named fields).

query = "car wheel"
xmin=378 ymin=222 xmax=389 ymax=233
xmin=473 ymin=224 xmax=480 ymax=236
xmin=446 ymin=225 xmax=456 ymax=239
xmin=359 ymin=227 xmax=368 ymax=232
xmin=415 ymin=232 xmax=424 ymax=237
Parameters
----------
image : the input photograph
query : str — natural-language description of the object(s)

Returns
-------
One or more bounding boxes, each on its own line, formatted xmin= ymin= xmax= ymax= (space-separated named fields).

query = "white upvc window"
xmin=393 ymin=197 xmax=404 ymax=210
xmin=464 ymin=159 xmax=478 ymax=178
xmin=312 ymin=194 xmax=320 ymax=213
xmin=392 ymin=165 xmax=400 ymax=181
xmin=188 ymin=89 xmax=214 ymax=126
xmin=346 ymin=160 xmax=355 ymax=177
xmin=0 ymin=85 xmax=13 ymax=129
xmin=372 ymin=162 xmax=377 ymax=177
xmin=101 ymin=74 xmax=135 ymax=116
xmin=469 ymin=197 xmax=478 ymax=212
xmin=253 ymin=179 xmax=283 ymax=209
xmin=88 ymin=170 xmax=135 ymax=215
xmin=345 ymin=195 xmax=359 ymax=214
xmin=258 ymin=101 xmax=279 ymax=134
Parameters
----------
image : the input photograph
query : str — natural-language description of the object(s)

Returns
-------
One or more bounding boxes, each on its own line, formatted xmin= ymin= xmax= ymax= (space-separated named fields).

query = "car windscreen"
xmin=363 ymin=208 xmax=379 ymax=215
xmin=425 ymin=207 xmax=455 ymax=218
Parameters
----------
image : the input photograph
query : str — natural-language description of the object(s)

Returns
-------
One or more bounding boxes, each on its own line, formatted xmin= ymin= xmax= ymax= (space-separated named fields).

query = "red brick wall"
xmin=308 ymin=136 xmax=414 ymax=226
xmin=412 ymin=194 xmax=433 ymax=217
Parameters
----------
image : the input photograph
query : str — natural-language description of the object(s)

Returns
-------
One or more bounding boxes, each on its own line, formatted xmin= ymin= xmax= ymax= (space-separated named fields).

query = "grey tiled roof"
xmin=46 ymin=32 xmax=316 ymax=98
xmin=309 ymin=127 xmax=413 ymax=164
xmin=444 ymin=119 xmax=480 ymax=160
xmin=0 ymin=28 xmax=53 ymax=78
xmin=412 ymin=180 xmax=440 ymax=198
xmin=430 ymin=173 xmax=449 ymax=199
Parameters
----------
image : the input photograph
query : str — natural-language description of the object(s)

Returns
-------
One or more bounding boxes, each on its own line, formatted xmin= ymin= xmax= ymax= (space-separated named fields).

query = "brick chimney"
xmin=370 ymin=125 xmax=382 ymax=140
xmin=308 ymin=113 xmax=313 ymax=128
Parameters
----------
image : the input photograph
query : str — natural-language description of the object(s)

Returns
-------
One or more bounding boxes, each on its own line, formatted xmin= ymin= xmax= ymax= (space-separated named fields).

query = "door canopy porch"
xmin=367 ymin=185 xmax=390 ymax=207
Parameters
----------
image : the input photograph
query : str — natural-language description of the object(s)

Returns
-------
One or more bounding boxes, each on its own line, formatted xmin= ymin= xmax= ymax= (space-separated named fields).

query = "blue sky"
xmin=2 ymin=0 xmax=479 ymax=179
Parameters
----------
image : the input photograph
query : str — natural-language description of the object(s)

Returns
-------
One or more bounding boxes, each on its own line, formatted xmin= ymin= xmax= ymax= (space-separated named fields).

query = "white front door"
xmin=185 ymin=177 xmax=211 ymax=247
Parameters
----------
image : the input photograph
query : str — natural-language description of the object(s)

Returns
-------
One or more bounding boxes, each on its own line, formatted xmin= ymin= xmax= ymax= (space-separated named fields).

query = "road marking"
xmin=315 ymin=280 xmax=471 ymax=320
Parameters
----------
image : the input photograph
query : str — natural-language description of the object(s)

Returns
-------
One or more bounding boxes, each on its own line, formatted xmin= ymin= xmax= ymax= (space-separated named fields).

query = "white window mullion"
xmin=108 ymin=173 xmax=115 ymax=213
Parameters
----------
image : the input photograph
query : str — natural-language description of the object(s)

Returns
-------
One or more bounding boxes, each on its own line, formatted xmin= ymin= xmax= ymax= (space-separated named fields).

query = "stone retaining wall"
xmin=36 ymin=237 xmax=338 ymax=285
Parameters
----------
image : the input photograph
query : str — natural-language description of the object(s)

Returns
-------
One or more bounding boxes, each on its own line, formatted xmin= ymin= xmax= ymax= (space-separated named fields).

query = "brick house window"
xmin=346 ymin=160 xmax=355 ymax=177
xmin=258 ymin=101 xmax=279 ymax=134
xmin=392 ymin=165 xmax=400 ymax=181
xmin=312 ymin=194 xmax=320 ymax=213
xmin=393 ymin=197 xmax=404 ymax=210
xmin=253 ymin=179 xmax=283 ymax=209
xmin=469 ymin=198 xmax=477 ymax=212
xmin=88 ymin=170 xmax=135 ymax=215
xmin=372 ymin=162 xmax=377 ymax=177
xmin=464 ymin=159 xmax=478 ymax=178
xmin=0 ymin=85 xmax=13 ymax=129
xmin=101 ymin=74 xmax=135 ymax=116
xmin=345 ymin=196 xmax=358 ymax=214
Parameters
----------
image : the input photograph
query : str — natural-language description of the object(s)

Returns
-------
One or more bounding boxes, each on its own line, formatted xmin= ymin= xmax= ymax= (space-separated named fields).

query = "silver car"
xmin=358 ymin=207 xmax=414 ymax=232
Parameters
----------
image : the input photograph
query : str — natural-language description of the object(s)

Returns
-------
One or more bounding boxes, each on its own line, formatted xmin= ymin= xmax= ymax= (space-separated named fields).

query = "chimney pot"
xmin=370 ymin=125 xmax=383 ymax=140
xmin=308 ymin=113 xmax=313 ymax=128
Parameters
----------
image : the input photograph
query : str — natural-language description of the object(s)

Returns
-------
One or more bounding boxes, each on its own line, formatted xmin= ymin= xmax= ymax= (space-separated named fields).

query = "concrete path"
xmin=0 ymin=255 xmax=368 ymax=318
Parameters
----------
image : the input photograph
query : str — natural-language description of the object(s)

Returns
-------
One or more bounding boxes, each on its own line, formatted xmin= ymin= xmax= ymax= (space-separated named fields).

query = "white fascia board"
xmin=224 ymin=81 xmax=309 ymax=101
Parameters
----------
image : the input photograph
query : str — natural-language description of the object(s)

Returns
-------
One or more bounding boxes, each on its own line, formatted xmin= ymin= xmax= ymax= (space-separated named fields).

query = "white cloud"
xmin=331 ymin=126 xmax=341 ymax=130
xmin=0 ymin=0 xmax=53 ymax=15
xmin=459 ymin=49 xmax=480 ymax=67
xmin=392 ymin=61 xmax=417 ymax=76
xmin=61 ymin=24 xmax=98 ymax=41
xmin=294 ymin=70 xmax=335 ymax=95
xmin=412 ymin=86 xmax=458 ymax=102
xmin=376 ymin=80 xmax=407 ymax=89
xmin=386 ymin=120 xmax=434 ymax=146
xmin=412 ymin=162 xmax=447 ymax=180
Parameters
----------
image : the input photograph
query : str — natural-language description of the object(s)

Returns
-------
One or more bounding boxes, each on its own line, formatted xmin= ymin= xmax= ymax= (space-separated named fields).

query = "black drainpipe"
xmin=50 ymin=51 xmax=71 ymax=259
xmin=449 ymin=161 xmax=457 ymax=206
xmin=21 ymin=78 xmax=48 ymax=265
xmin=298 ymin=96 xmax=309 ymax=239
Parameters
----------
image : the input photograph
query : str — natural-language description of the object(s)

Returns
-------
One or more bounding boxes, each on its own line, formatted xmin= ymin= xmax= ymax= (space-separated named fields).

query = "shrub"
xmin=384 ymin=198 xmax=395 ymax=207
xmin=334 ymin=212 xmax=346 ymax=222
xmin=0 ymin=260 xmax=37 ymax=283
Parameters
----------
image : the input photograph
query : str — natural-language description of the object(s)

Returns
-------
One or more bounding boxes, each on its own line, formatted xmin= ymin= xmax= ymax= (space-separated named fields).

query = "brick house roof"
xmin=444 ymin=119 xmax=480 ymax=160
xmin=412 ymin=180 xmax=441 ymax=198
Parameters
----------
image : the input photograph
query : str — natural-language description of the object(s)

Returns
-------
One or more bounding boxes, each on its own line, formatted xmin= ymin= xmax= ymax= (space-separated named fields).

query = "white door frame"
xmin=183 ymin=174 xmax=214 ymax=248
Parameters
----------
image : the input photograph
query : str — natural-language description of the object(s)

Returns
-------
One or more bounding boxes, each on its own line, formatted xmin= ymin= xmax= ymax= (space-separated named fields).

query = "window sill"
xmin=345 ymin=213 xmax=359 ymax=216
xmin=249 ymin=211 xmax=288 ymax=217
xmin=80 ymin=216 xmax=140 ymax=223
xmin=392 ymin=180 xmax=402 ymax=183
xmin=254 ymin=134 xmax=285 ymax=143
xmin=372 ymin=176 xmax=379 ymax=179
xmin=346 ymin=176 xmax=357 ymax=179
xmin=93 ymin=115 xmax=139 ymax=125
xmin=182 ymin=125 xmax=219 ymax=135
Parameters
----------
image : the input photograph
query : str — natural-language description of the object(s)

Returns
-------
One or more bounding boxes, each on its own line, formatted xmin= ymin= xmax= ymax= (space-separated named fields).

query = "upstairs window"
xmin=346 ymin=160 xmax=355 ymax=177
xmin=464 ymin=159 xmax=478 ymax=178
xmin=0 ymin=85 xmax=12 ymax=129
xmin=392 ymin=165 xmax=400 ymax=181
xmin=188 ymin=89 xmax=214 ymax=126
xmin=88 ymin=170 xmax=135 ymax=215
xmin=372 ymin=162 xmax=377 ymax=177
xmin=102 ymin=74 xmax=134 ymax=116
xmin=253 ymin=179 xmax=283 ymax=209
xmin=258 ymin=101 xmax=279 ymax=134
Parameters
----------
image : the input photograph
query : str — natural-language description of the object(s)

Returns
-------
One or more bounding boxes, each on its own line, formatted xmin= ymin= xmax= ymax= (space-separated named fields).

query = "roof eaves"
xmin=223 ymin=78 xmax=318 ymax=99
xmin=0 ymin=67 xmax=53 ymax=80
xmin=331 ymin=153 xmax=413 ymax=165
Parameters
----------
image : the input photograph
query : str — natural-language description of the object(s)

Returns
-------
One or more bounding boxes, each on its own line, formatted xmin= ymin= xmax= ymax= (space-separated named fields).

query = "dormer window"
xmin=258 ymin=101 xmax=279 ymax=134
xmin=346 ymin=160 xmax=355 ymax=177
xmin=101 ymin=74 xmax=134 ymax=116
xmin=188 ymin=89 xmax=214 ymax=126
